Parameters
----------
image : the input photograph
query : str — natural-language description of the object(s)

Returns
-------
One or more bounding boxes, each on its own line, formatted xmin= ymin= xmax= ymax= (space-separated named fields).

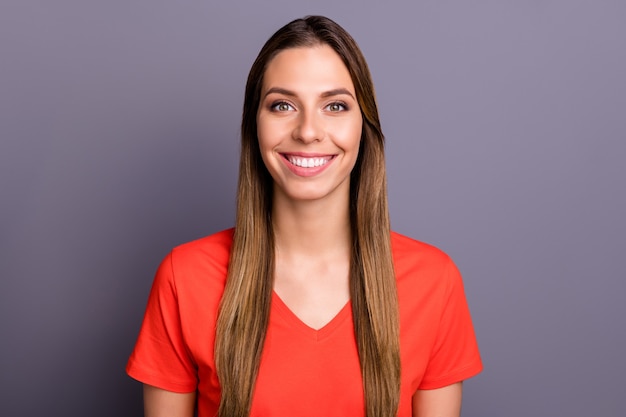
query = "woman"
xmin=127 ymin=15 xmax=482 ymax=417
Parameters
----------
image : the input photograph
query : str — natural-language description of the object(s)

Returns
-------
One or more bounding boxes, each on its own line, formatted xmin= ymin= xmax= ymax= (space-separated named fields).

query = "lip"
xmin=280 ymin=152 xmax=336 ymax=177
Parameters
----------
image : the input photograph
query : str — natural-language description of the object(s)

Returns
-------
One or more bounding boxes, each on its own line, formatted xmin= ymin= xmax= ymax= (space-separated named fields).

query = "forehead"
xmin=262 ymin=45 xmax=355 ymax=94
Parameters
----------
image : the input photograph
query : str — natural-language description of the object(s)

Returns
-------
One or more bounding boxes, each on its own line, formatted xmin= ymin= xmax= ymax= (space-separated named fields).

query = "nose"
xmin=292 ymin=109 xmax=323 ymax=143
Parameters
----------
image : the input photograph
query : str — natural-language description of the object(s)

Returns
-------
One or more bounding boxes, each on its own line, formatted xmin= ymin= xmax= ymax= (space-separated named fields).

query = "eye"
xmin=325 ymin=101 xmax=348 ymax=112
xmin=270 ymin=101 xmax=295 ymax=112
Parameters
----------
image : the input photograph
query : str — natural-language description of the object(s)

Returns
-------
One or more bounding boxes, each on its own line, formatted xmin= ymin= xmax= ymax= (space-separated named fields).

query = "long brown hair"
xmin=215 ymin=16 xmax=400 ymax=417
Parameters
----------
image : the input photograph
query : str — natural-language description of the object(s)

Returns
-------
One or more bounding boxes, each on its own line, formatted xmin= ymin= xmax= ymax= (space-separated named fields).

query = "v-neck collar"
xmin=271 ymin=291 xmax=352 ymax=342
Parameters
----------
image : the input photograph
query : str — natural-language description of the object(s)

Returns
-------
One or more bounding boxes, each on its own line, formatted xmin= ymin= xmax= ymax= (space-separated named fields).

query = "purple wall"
xmin=1 ymin=1 xmax=624 ymax=416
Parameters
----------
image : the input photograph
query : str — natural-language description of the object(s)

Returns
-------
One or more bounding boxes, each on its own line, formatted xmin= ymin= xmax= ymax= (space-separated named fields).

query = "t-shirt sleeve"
xmin=418 ymin=257 xmax=483 ymax=389
xmin=126 ymin=252 xmax=198 ymax=392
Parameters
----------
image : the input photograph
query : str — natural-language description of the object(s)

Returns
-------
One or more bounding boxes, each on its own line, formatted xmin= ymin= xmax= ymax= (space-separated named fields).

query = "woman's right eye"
xmin=271 ymin=101 xmax=294 ymax=112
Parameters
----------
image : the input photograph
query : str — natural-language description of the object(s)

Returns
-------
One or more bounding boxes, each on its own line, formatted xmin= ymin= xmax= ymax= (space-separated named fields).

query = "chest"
xmin=191 ymin=287 xmax=435 ymax=417
xmin=251 ymin=294 xmax=365 ymax=416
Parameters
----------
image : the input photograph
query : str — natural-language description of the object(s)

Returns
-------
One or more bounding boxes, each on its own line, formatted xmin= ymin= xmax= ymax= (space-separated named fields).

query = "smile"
xmin=283 ymin=154 xmax=334 ymax=168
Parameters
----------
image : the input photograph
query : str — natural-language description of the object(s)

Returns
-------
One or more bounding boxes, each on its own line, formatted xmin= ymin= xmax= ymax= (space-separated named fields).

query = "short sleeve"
xmin=126 ymin=252 xmax=198 ymax=392
xmin=418 ymin=258 xmax=482 ymax=389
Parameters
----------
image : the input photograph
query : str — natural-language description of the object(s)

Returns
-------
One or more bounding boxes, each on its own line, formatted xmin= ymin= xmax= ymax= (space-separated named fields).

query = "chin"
xmin=276 ymin=180 xmax=350 ymax=204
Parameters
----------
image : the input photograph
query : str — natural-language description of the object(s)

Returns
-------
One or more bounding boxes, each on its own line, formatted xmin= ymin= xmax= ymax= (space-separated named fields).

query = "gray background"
xmin=1 ymin=1 xmax=624 ymax=416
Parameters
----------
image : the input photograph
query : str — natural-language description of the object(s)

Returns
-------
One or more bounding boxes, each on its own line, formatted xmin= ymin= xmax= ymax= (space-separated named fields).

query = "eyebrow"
xmin=263 ymin=87 xmax=355 ymax=100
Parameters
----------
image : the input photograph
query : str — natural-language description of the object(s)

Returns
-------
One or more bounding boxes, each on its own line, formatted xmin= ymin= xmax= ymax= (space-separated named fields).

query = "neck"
xmin=272 ymin=191 xmax=351 ymax=257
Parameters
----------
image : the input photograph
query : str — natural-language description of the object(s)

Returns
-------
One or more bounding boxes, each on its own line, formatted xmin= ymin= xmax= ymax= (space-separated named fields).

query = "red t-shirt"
xmin=126 ymin=229 xmax=482 ymax=416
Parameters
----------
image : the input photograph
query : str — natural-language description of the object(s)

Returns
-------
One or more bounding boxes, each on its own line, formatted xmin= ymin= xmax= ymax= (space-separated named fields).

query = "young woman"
xmin=127 ymin=15 xmax=482 ymax=417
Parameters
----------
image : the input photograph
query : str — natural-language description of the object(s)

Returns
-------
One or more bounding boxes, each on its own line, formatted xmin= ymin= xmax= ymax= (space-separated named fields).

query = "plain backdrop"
xmin=1 ymin=1 xmax=625 ymax=416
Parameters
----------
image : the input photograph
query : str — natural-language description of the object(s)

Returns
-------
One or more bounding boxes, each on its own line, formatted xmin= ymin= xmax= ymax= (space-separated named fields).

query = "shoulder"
xmin=173 ymin=227 xmax=234 ymax=253
xmin=390 ymin=230 xmax=462 ymax=298
xmin=391 ymin=231 xmax=452 ymax=272
xmin=170 ymin=228 xmax=234 ymax=266
xmin=162 ymin=228 xmax=234 ymax=290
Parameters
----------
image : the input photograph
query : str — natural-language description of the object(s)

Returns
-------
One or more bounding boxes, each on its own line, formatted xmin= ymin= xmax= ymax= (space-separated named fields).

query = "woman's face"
xmin=256 ymin=45 xmax=363 ymax=204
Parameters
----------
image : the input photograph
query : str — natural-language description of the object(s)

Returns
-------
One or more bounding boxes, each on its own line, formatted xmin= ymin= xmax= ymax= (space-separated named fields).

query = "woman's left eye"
xmin=325 ymin=102 xmax=348 ymax=112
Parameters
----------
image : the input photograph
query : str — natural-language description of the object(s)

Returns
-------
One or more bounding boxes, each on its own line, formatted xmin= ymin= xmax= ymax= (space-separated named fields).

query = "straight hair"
xmin=215 ymin=15 xmax=400 ymax=417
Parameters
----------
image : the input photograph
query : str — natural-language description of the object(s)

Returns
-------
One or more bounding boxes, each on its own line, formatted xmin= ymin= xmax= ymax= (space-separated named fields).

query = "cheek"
xmin=256 ymin=116 xmax=287 ymax=151
xmin=347 ymin=119 xmax=363 ymax=168
xmin=256 ymin=122 xmax=275 ymax=161
xmin=256 ymin=121 xmax=282 ymax=176
xmin=336 ymin=117 xmax=363 ymax=152
xmin=257 ymin=134 xmax=274 ymax=172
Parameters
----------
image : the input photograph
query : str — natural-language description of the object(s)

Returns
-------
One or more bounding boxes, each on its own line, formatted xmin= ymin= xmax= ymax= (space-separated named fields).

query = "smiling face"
xmin=256 ymin=45 xmax=363 ymax=205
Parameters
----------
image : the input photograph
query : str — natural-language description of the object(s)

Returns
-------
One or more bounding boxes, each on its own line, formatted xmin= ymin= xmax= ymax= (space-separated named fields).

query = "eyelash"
xmin=325 ymin=101 xmax=349 ymax=112
xmin=268 ymin=100 xmax=350 ymax=112
xmin=270 ymin=101 xmax=295 ymax=112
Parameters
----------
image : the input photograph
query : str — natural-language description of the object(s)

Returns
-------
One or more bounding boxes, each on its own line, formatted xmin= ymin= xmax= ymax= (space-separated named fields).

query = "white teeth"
xmin=287 ymin=156 xmax=329 ymax=168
